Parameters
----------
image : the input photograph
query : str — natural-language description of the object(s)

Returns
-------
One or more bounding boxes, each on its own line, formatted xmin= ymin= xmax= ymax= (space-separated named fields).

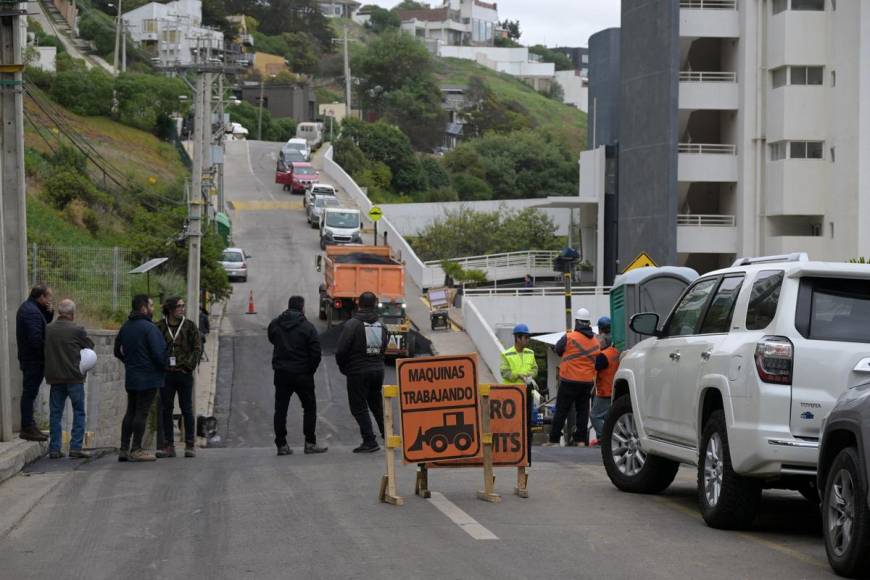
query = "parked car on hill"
xmin=304 ymin=183 xmax=336 ymax=208
xmin=275 ymin=162 xmax=319 ymax=194
xmin=307 ymin=195 xmax=340 ymax=228
xmin=219 ymin=247 xmax=249 ymax=282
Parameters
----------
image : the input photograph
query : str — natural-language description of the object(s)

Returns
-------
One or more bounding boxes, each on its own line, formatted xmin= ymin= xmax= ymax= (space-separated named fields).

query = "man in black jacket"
xmin=336 ymin=291 xmax=389 ymax=453
xmin=267 ymin=296 xmax=327 ymax=456
xmin=16 ymin=285 xmax=54 ymax=441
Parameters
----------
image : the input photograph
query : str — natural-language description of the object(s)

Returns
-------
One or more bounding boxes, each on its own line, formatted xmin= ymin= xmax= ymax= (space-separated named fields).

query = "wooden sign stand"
xmin=515 ymin=467 xmax=529 ymax=498
xmin=415 ymin=464 xmax=431 ymax=498
xmin=476 ymin=385 xmax=501 ymax=503
xmin=379 ymin=385 xmax=404 ymax=506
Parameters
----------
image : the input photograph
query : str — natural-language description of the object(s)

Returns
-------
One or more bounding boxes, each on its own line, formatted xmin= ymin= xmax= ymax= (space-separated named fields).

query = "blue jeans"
xmin=49 ymin=383 xmax=86 ymax=452
xmin=590 ymin=396 xmax=611 ymax=439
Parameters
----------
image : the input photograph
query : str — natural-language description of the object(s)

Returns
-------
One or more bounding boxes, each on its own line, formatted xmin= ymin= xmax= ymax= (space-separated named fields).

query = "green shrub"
xmin=452 ymin=173 xmax=493 ymax=201
xmin=51 ymin=68 xmax=113 ymax=116
xmin=43 ymin=169 xmax=98 ymax=209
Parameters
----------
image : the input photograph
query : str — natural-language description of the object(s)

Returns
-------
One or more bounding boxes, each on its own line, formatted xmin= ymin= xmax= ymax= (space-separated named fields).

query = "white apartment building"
xmin=399 ymin=0 xmax=499 ymax=47
xmin=123 ymin=0 xmax=223 ymax=66
xmin=438 ymin=45 xmax=556 ymax=90
xmin=583 ymin=0 xmax=870 ymax=281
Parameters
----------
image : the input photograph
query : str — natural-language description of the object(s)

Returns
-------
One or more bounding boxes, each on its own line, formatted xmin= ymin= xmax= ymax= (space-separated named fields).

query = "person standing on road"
xmin=156 ymin=297 xmax=201 ymax=459
xmin=499 ymin=324 xmax=538 ymax=385
xmin=16 ymin=285 xmax=54 ymax=442
xmin=543 ymin=308 xmax=606 ymax=448
xmin=114 ymin=295 xmax=167 ymax=462
xmin=336 ymin=291 xmax=389 ymax=454
xmin=590 ymin=318 xmax=618 ymax=447
xmin=267 ymin=295 xmax=328 ymax=456
xmin=44 ymin=299 xmax=95 ymax=459
xmin=199 ymin=304 xmax=210 ymax=361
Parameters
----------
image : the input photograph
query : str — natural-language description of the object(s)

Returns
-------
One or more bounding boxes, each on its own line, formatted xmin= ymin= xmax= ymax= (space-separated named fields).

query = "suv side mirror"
xmin=630 ymin=313 xmax=660 ymax=337
xmin=315 ymin=255 xmax=322 ymax=272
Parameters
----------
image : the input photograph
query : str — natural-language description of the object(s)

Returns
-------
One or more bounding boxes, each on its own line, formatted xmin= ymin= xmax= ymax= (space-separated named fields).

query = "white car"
xmin=219 ymin=247 xmax=248 ymax=282
xmin=304 ymin=183 xmax=336 ymax=208
xmin=602 ymin=253 xmax=870 ymax=529
xmin=282 ymin=137 xmax=310 ymax=161
xmin=307 ymin=195 xmax=340 ymax=228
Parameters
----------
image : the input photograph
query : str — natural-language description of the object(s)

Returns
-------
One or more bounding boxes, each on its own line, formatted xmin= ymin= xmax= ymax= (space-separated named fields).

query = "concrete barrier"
xmin=463 ymin=297 xmax=506 ymax=382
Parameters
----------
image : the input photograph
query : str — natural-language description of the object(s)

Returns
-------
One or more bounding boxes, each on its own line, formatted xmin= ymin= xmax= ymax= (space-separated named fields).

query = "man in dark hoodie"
xmin=543 ymin=307 xmax=608 ymax=448
xmin=336 ymin=291 xmax=389 ymax=453
xmin=16 ymin=285 xmax=54 ymax=442
xmin=267 ymin=295 xmax=328 ymax=456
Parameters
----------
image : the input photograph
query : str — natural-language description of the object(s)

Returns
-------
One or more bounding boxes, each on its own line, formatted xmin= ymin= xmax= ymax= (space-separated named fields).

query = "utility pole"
xmin=113 ymin=0 xmax=123 ymax=73
xmin=216 ymin=73 xmax=224 ymax=214
xmin=0 ymin=2 xmax=27 ymax=440
xmin=187 ymin=60 xmax=205 ymax=385
xmin=256 ymin=77 xmax=264 ymax=141
xmin=121 ymin=22 xmax=127 ymax=73
xmin=343 ymin=26 xmax=352 ymax=117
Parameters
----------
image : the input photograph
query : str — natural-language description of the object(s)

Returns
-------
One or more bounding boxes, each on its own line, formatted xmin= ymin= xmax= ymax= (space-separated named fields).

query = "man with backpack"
xmin=336 ymin=291 xmax=389 ymax=453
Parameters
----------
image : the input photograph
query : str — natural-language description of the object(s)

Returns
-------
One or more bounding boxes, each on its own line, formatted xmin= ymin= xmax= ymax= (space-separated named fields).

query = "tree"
xmin=461 ymin=76 xmax=533 ymax=137
xmin=529 ymin=45 xmax=574 ymax=71
xmin=281 ymin=31 xmax=320 ymax=74
xmin=392 ymin=0 xmax=428 ymax=11
xmin=114 ymin=73 xmax=190 ymax=134
xmin=382 ymin=80 xmax=446 ymax=151
xmin=451 ymin=173 xmax=492 ymax=201
xmin=254 ymin=0 xmax=334 ymax=50
xmin=498 ymin=19 xmax=521 ymax=40
xmin=420 ymin=157 xmax=450 ymax=190
xmin=366 ymin=6 xmax=401 ymax=33
xmin=50 ymin=67 xmax=114 ymax=117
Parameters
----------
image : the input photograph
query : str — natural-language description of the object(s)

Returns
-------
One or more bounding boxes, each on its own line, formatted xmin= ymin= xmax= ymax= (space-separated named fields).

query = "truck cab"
xmin=320 ymin=208 xmax=362 ymax=249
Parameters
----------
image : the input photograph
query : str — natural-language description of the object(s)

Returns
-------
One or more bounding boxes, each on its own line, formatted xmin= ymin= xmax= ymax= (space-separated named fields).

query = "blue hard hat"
xmin=597 ymin=316 xmax=612 ymax=328
xmin=513 ymin=323 xmax=530 ymax=335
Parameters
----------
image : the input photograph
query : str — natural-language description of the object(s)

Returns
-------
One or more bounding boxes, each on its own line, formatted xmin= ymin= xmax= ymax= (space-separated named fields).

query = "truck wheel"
xmin=698 ymin=410 xmax=761 ymax=529
xmin=406 ymin=334 xmax=416 ymax=358
xmin=430 ymin=435 xmax=448 ymax=453
xmin=454 ymin=432 xmax=472 ymax=451
xmin=602 ymin=395 xmax=679 ymax=494
xmin=823 ymin=447 xmax=870 ymax=578
xmin=320 ymin=238 xmax=326 ymax=251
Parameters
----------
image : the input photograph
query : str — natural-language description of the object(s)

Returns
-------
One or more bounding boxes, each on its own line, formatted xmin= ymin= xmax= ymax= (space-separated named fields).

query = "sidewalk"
xmin=0 ymin=439 xmax=47 ymax=487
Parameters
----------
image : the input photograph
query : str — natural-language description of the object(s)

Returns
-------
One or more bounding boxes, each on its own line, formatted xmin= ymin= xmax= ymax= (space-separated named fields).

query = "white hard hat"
xmin=575 ymin=308 xmax=591 ymax=321
xmin=79 ymin=348 xmax=97 ymax=374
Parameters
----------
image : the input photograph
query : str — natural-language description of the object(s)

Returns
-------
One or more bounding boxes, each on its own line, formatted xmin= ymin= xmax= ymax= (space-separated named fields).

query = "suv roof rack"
xmin=731 ymin=253 xmax=809 ymax=267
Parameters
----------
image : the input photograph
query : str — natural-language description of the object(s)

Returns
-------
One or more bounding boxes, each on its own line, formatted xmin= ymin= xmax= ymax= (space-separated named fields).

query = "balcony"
xmin=679 ymin=71 xmax=739 ymax=110
xmin=765 ymin=159 xmax=828 ymax=215
xmin=680 ymin=0 xmax=739 ymax=38
xmin=765 ymin=85 xmax=827 ymax=142
xmin=677 ymin=214 xmax=738 ymax=253
xmin=678 ymin=143 xmax=738 ymax=182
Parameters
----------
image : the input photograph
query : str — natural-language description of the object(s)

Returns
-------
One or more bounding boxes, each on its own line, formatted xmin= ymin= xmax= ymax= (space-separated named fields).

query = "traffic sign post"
xmin=368 ymin=206 xmax=383 ymax=246
xmin=379 ymin=384 xmax=404 ymax=506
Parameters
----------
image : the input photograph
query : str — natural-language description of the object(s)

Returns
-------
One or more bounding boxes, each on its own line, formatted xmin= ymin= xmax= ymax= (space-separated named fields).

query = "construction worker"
xmin=543 ymin=308 xmax=606 ymax=447
xmin=590 ymin=319 xmax=619 ymax=446
xmin=499 ymin=324 xmax=538 ymax=385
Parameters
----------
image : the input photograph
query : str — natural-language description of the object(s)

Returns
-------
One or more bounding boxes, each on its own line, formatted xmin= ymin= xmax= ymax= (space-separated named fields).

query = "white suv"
xmin=602 ymin=253 xmax=870 ymax=529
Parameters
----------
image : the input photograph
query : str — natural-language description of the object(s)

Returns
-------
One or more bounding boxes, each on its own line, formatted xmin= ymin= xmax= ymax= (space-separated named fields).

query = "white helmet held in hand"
xmin=79 ymin=348 xmax=97 ymax=374
xmin=575 ymin=308 xmax=591 ymax=322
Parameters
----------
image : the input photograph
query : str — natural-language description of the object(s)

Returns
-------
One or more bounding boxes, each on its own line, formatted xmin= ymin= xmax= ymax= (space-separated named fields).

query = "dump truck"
xmin=315 ymin=245 xmax=415 ymax=357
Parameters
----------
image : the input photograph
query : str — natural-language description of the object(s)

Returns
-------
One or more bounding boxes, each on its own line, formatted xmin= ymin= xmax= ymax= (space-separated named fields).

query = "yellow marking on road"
xmin=652 ymin=496 xmax=828 ymax=570
xmin=227 ymin=200 xmax=302 ymax=211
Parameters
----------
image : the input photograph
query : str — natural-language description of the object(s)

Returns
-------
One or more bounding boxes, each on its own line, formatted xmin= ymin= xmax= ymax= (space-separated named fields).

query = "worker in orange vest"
xmin=543 ymin=308 xmax=607 ymax=447
xmin=590 ymin=317 xmax=619 ymax=447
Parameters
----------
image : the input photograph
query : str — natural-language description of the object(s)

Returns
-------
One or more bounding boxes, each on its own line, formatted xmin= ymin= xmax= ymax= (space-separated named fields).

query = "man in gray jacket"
xmin=44 ymin=299 xmax=95 ymax=459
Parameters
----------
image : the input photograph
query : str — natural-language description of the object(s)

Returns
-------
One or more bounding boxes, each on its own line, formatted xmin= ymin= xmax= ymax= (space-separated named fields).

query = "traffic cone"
xmin=245 ymin=290 xmax=257 ymax=314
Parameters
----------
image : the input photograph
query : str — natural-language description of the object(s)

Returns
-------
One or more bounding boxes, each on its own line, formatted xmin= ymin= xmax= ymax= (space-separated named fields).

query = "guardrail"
xmin=680 ymin=0 xmax=737 ymax=8
xmin=463 ymin=286 xmax=612 ymax=298
xmin=679 ymin=71 xmax=737 ymax=82
xmin=677 ymin=214 xmax=736 ymax=227
xmin=678 ymin=143 xmax=737 ymax=155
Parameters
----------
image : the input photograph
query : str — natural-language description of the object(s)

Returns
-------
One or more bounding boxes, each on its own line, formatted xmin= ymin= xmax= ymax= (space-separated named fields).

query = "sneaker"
xmin=277 ymin=445 xmax=293 ymax=456
xmin=541 ymin=441 xmax=559 ymax=447
xmin=155 ymin=446 xmax=176 ymax=459
xmin=588 ymin=439 xmax=600 ymax=448
xmin=353 ymin=442 xmax=380 ymax=453
xmin=118 ymin=449 xmax=129 ymax=462
xmin=68 ymin=449 xmax=91 ymax=459
xmin=49 ymin=450 xmax=64 ymax=459
xmin=20 ymin=426 xmax=48 ymax=442
xmin=128 ymin=449 xmax=157 ymax=462
xmin=184 ymin=444 xmax=196 ymax=458
xmin=304 ymin=443 xmax=328 ymax=454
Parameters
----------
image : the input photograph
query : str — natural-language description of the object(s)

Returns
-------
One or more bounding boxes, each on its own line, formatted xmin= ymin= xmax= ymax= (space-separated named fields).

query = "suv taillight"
xmin=754 ymin=336 xmax=793 ymax=385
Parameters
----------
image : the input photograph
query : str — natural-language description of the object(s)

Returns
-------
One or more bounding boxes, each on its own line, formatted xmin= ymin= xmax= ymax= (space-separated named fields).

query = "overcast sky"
xmin=366 ymin=1 xmax=621 ymax=47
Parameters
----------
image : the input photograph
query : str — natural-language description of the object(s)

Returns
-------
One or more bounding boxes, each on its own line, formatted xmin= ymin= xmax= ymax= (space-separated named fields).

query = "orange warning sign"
xmin=397 ymin=354 xmax=481 ymax=464
xmin=432 ymin=385 xmax=528 ymax=468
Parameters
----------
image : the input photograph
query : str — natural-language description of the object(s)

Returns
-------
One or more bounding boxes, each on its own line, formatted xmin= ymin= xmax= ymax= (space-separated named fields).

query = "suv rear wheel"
xmin=602 ymin=395 xmax=679 ymax=494
xmin=698 ymin=410 xmax=761 ymax=529
xmin=822 ymin=447 xmax=870 ymax=578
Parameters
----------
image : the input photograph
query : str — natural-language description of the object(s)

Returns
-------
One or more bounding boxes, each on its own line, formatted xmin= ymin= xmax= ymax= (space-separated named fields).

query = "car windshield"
xmin=222 ymin=251 xmax=243 ymax=263
xmin=295 ymin=166 xmax=316 ymax=175
xmin=312 ymin=187 xmax=334 ymax=195
xmin=325 ymin=212 xmax=359 ymax=228
xmin=286 ymin=142 xmax=306 ymax=151
xmin=379 ymin=302 xmax=404 ymax=318
xmin=282 ymin=150 xmax=305 ymax=162
xmin=315 ymin=197 xmax=340 ymax=208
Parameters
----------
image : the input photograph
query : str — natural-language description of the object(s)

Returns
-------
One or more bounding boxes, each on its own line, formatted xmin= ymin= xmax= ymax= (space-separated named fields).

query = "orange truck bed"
xmin=323 ymin=246 xmax=404 ymax=300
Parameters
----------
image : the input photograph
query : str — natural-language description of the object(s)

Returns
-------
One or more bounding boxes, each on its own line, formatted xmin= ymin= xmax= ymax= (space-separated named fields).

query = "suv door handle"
xmin=701 ymin=351 xmax=712 ymax=361
xmin=669 ymin=351 xmax=681 ymax=361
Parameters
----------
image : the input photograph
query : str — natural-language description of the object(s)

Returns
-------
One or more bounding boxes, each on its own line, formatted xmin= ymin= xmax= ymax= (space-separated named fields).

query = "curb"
xmin=0 ymin=440 xmax=48 ymax=487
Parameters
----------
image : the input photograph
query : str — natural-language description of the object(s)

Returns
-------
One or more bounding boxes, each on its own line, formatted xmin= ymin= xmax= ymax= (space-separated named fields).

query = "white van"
xmin=319 ymin=208 xmax=362 ymax=250
xmin=296 ymin=122 xmax=324 ymax=150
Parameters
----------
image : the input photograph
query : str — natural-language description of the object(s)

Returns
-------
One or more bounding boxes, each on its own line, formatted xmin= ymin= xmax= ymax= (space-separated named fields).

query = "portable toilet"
xmin=215 ymin=212 xmax=232 ymax=247
xmin=610 ymin=266 xmax=699 ymax=351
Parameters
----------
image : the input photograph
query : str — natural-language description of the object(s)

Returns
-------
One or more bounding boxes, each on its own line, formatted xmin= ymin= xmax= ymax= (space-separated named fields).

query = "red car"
xmin=275 ymin=161 xmax=319 ymax=194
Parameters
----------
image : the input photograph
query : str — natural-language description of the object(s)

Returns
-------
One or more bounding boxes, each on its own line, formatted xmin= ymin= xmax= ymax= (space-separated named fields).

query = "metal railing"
xmin=679 ymin=71 xmax=737 ymax=82
xmin=425 ymin=250 xmax=560 ymax=272
xmin=680 ymin=0 xmax=737 ymax=8
xmin=463 ymin=286 xmax=612 ymax=298
xmin=678 ymin=143 xmax=738 ymax=155
xmin=677 ymin=214 xmax=737 ymax=227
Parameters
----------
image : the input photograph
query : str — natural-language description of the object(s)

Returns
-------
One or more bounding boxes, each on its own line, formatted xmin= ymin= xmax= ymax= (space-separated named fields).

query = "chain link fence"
xmin=28 ymin=244 xmax=135 ymax=323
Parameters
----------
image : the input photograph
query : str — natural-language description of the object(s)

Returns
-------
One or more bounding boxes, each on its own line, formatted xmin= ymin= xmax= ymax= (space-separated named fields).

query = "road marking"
xmin=427 ymin=492 xmax=498 ymax=541
xmin=228 ymin=200 xmax=302 ymax=211
xmin=245 ymin=141 xmax=275 ymax=201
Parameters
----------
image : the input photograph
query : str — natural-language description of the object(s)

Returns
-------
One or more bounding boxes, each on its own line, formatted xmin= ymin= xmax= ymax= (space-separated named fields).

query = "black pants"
xmin=20 ymin=364 xmax=44 ymax=429
xmin=346 ymin=371 xmax=385 ymax=445
xmin=121 ymin=389 xmax=158 ymax=452
xmin=161 ymin=372 xmax=195 ymax=446
xmin=274 ymin=371 xmax=318 ymax=447
xmin=549 ymin=380 xmax=593 ymax=444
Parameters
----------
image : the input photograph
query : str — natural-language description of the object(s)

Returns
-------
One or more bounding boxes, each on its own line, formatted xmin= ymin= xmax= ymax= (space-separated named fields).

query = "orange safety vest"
xmin=560 ymin=331 xmax=600 ymax=382
xmin=595 ymin=345 xmax=620 ymax=398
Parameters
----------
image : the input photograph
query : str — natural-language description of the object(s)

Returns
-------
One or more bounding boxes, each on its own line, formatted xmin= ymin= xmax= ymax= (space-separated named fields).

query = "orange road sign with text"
xmin=397 ymin=354 xmax=482 ymax=464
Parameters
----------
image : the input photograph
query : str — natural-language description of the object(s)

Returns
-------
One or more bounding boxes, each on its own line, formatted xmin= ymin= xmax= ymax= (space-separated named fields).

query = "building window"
xmin=771 ymin=67 xmax=787 ymax=88
xmin=791 ymin=66 xmax=824 ymax=85
xmin=770 ymin=141 xmax=787 ymax=161
xmin=790 ymin=141 xmax=824 ymax=159
xmin=831 ymin=70 xmax=836 ymax=86
xmin=773 ymin=0 xmax=788 ymax=13
xmin=792 ymin=0 xmax=825 ymax=9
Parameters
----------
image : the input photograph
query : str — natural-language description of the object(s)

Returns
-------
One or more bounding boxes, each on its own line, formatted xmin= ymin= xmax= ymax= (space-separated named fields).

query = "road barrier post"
xmin=476 ymin=384 xmax=501 ymax=503
xmin=379 ymin=385 xmax=404 ymax=506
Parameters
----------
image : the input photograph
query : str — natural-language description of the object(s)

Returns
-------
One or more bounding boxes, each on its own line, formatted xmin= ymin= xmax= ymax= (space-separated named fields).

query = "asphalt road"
xmin=0 ymin=141 xmax=838 ymax=579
